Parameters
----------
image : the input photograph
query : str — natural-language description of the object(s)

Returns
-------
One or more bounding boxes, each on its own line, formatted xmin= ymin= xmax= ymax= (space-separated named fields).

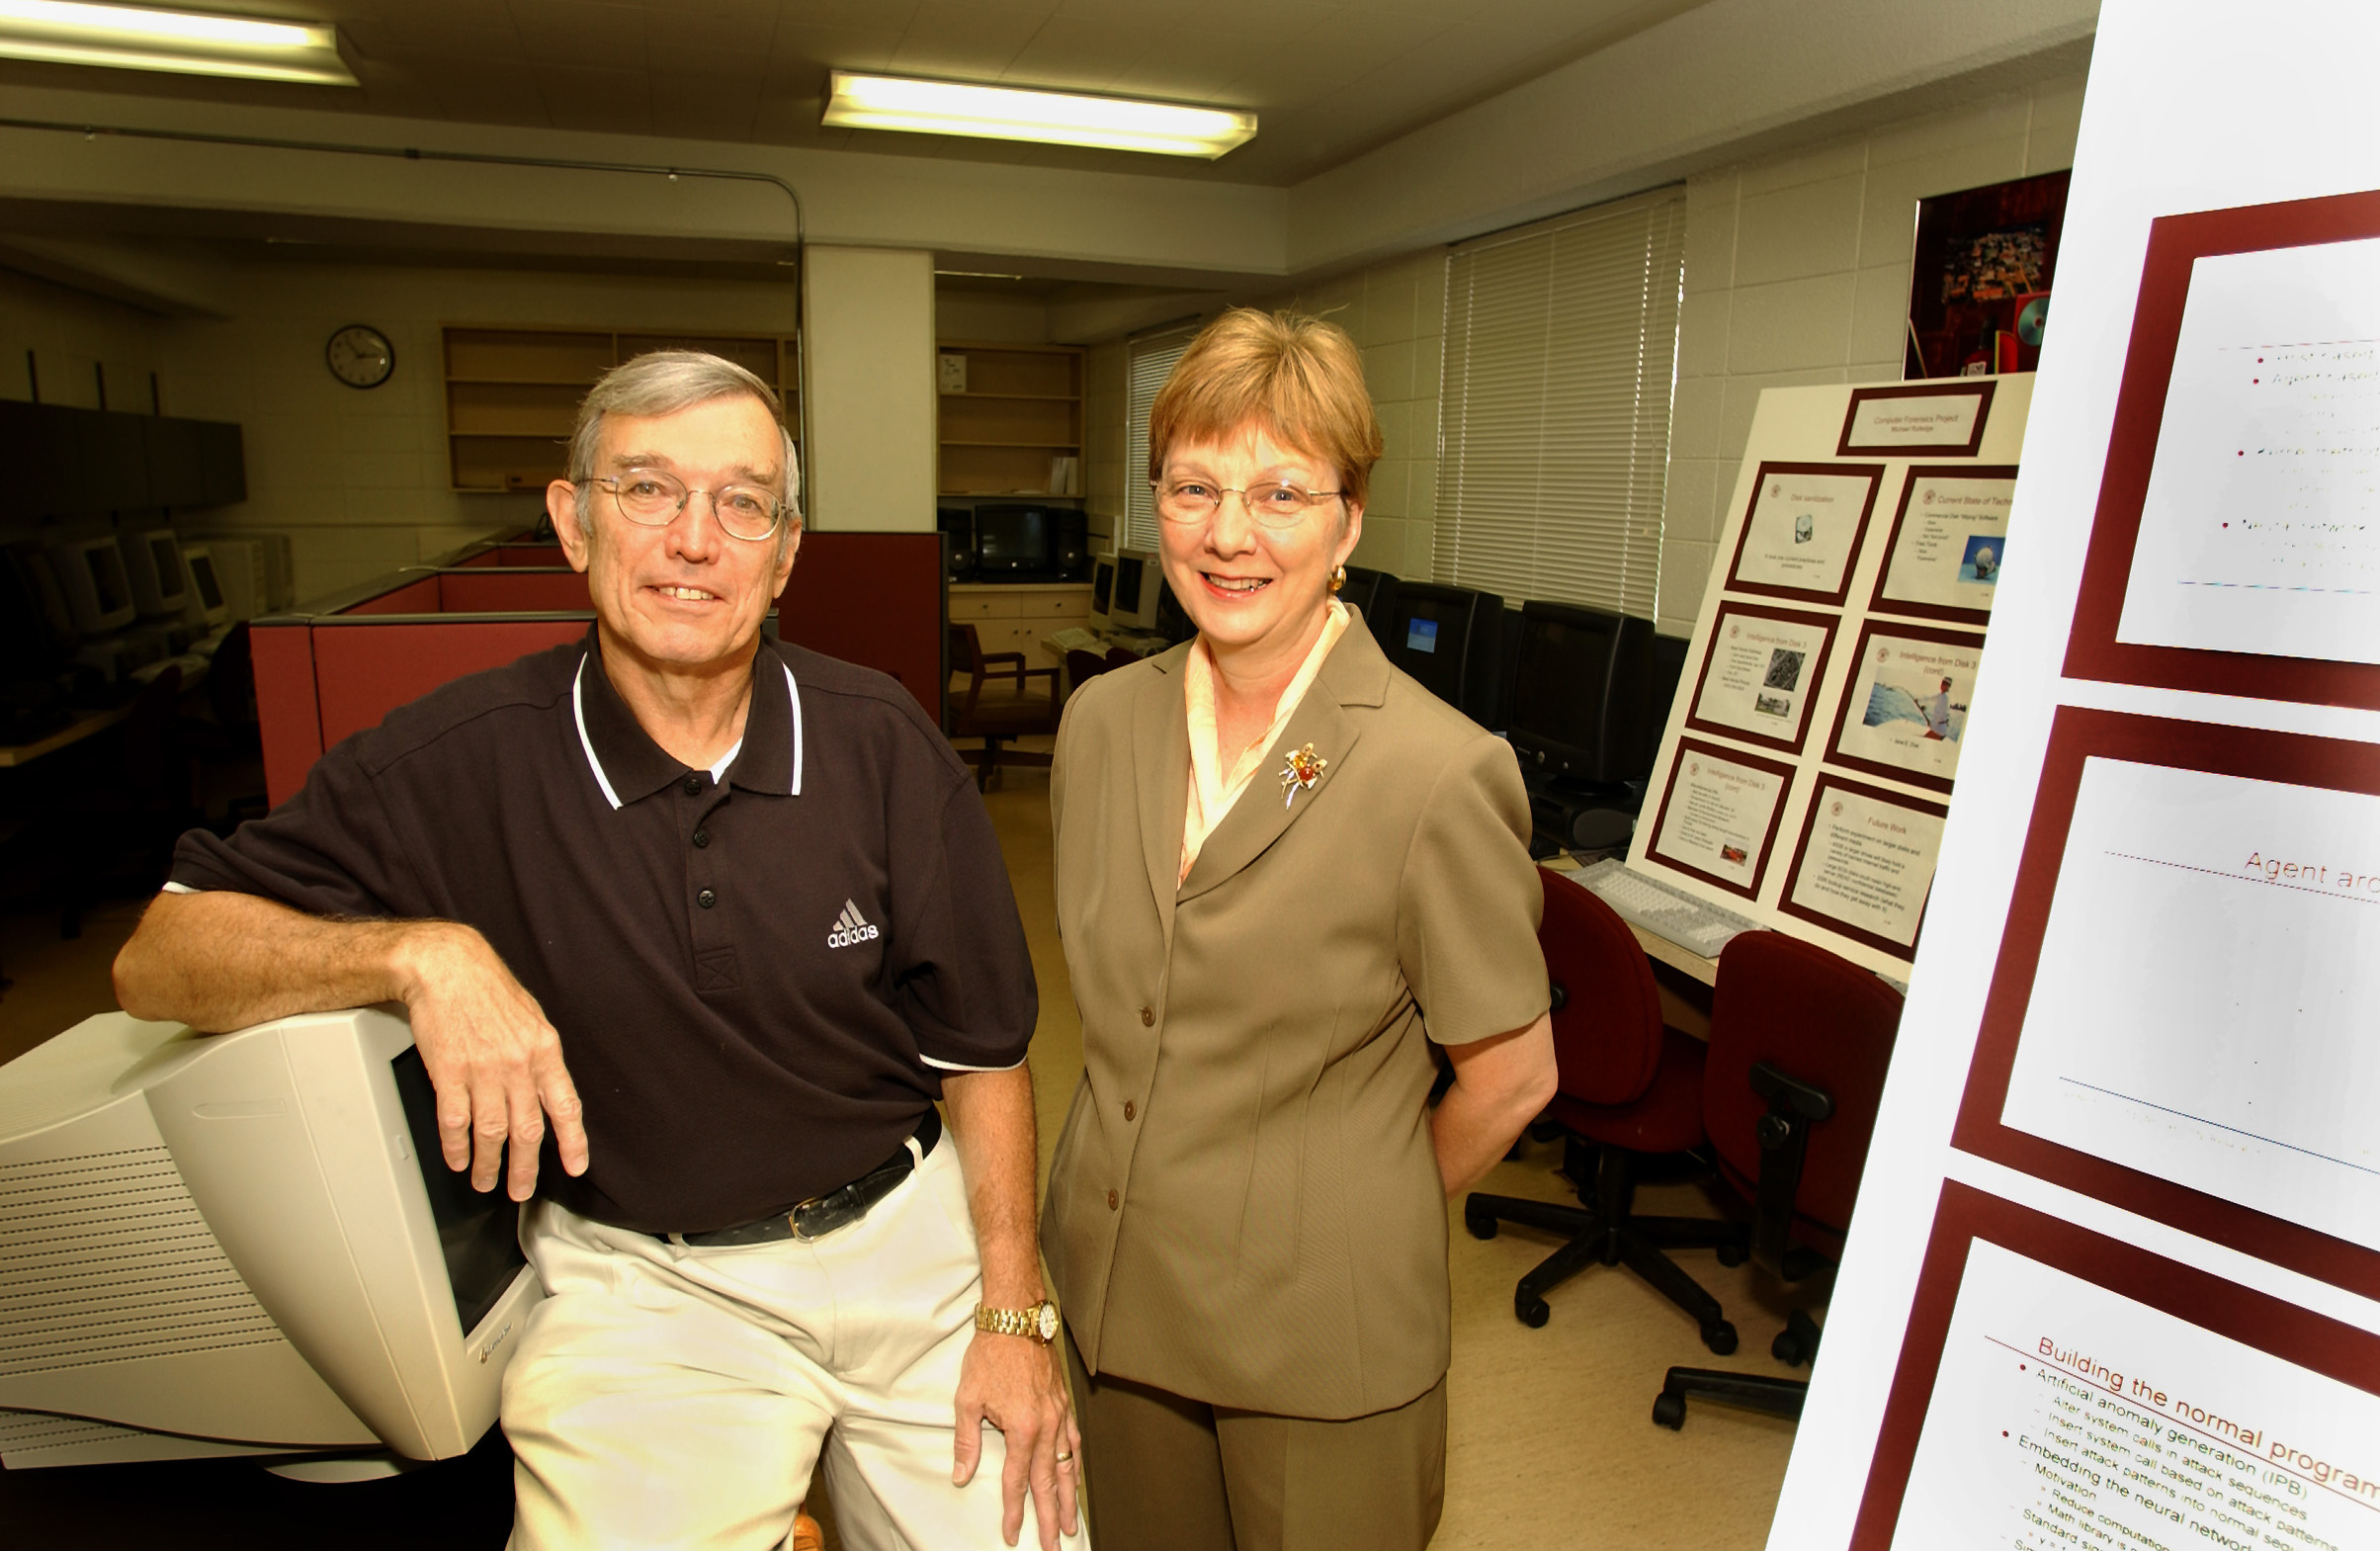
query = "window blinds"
xmin=1434 ymin=185 xmax=1687 ymax=619
xmin=1123 ymin=322 xmax=1199 ymax=552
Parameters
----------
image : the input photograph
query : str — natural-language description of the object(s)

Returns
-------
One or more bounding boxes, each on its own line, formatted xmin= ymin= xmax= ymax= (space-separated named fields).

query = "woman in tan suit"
xmin=1042 ymin=309 xmax=1558 ymax=1550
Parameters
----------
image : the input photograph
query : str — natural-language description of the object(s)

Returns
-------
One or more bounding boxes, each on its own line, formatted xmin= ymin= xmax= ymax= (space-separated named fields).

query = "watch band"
xmin=976 ymin=1299 xmax=1060 ymax=1343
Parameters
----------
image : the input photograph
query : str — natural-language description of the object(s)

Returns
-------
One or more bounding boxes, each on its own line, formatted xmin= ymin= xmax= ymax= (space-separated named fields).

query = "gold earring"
xmin=1330 ymin=564 xmax=1346 ymax=594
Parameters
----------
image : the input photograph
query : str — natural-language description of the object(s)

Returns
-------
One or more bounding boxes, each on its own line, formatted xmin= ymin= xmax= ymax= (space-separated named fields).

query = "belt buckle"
xmin=789 ymin=1184 xmax=853 ymax=1243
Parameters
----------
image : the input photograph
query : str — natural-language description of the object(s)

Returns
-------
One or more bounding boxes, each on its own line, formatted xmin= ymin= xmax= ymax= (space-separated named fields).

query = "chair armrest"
xmin=981 ymin=651 xmax=1027 ymax=670
xmin=1746 ymin=1060 xmax=1832 ymax=1282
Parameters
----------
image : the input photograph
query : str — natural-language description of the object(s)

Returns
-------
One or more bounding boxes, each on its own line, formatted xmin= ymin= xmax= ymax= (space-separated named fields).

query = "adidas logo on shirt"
xmin=827 ymin=900 xmax=880 ymax=949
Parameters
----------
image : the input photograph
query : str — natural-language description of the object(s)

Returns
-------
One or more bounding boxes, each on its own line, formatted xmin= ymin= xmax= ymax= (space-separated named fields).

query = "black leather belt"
xmin=671 ymin=1108 xmax=941 ymax=1248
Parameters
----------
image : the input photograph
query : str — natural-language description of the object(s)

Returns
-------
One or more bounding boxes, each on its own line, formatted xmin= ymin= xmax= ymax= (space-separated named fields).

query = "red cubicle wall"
xmin=255 ymin=532 xmax=943 ymax=807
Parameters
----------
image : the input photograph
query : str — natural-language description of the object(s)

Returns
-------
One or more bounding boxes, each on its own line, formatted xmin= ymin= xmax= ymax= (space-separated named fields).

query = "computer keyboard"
xmin=1049 ymin=627 xmax=1102 ymax=652
xmin=1572 ymin=857 xmax=1760 ymax=959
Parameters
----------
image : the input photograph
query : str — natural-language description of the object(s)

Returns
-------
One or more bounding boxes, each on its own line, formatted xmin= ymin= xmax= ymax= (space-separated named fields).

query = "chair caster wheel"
xmin=1517 ymin=1294 xmax=1551 ymax=1328
xmin=1702 ymin=1321 xmax=1738 ymax=1355
xmin=1465 ymin=1210 xmax=1497 ymax=1241
xmin=1652 ymin=1391 xmax=1686 ymax=1430
xmin=1716 ymin=1243 xmax=1747 ymax=1267
xmin=1772 ymin=1330 xmax=1809 ymax=1366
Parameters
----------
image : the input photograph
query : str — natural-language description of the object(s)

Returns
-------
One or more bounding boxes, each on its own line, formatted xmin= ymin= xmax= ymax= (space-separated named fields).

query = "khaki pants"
xmin=1065 ymin=1329 xmax=1446 ymax=1551
xmin=502 ymin=1143 xmax=1088 ymax=1551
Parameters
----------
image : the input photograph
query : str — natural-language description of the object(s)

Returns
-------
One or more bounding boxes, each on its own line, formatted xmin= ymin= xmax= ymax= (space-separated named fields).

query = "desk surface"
xmin=0 ymin=704 xmax=131 ymax=768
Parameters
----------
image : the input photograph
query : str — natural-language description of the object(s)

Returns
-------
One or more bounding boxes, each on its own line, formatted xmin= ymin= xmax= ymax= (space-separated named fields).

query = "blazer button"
xmin=1106 ymin=1188 xmax=1120 ymax=1211
xmin=1123 ymin=1099 xmax=1136 ymax=1121
xmin=697 ymin=889 xmax=718 ymax=909
xmin=1139 ymin=1005 xmax=1154 ymax=1026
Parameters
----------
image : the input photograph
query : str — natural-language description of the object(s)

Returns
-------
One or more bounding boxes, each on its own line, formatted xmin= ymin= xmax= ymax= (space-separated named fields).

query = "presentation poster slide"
xmin=1827 ymin=621 xmax=1988 ymax=795
xmin=1724 ymin=460 xmax=1885 ymax=605
xmin=1685 ymin=602 xmax=1840 ymax=754
xmin=1871 ymin=466 xmax=2019 ymax=625
xmin=1644 ymin=737 xmax=1797 ymax=901
xmin=1778 ymin=775 xmax=1948 ymax=958
xmin=1958 ymin=709 xmax=2380 ymax=1303
xmin=1853 ymin=1184 xmax=2380 ymax=1551
xmin=1837 ymin=382 xmax=1996 ymax=457
xmin=2069 ymin=189 xmax=2380 ymax=709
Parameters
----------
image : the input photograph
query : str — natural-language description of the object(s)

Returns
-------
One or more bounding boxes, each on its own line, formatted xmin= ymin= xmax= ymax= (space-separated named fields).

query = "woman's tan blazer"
xmin=1041 ymin=619 xmax=1547 ymax=1421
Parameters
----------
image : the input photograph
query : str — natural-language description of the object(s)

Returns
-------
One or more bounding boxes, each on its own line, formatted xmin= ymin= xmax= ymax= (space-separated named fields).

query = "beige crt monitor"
xmin=0 ymin=1008 xmax=542 ymax=1470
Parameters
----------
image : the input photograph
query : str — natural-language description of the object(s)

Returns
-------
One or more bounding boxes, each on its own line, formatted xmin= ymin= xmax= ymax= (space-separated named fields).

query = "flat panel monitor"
xmin=1089 ymin=553 xmax=1117 ymax=623
xmin=1505 ymin=600 xmax=1657 ymax=785
xmin=1108 ymin=547 xmax=1163 ymax=632
xmin=181 ymin=543 xmax=230 ymax=628
xmin=0 ymin=1007 xmax=540 ymax=1470
xmin=127 ymin=527 xmax=189 ymax=618
xmin=1339 ymin=564 xmax=1400 ymax=648
xmin=1384 ymin=581 xmax=1503 ymax=723
xmin=973 ymin=504 xmax=1053 ymax=576
xmin=51 ymin=535 xmax=136 ymax=635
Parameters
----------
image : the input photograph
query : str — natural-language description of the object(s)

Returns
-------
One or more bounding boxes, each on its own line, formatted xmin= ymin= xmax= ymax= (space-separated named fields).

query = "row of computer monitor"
xmin=5 ymin=527 xmax=285 ymax=642
xmin=1087 ymin=550 xmax=1682 ymax=790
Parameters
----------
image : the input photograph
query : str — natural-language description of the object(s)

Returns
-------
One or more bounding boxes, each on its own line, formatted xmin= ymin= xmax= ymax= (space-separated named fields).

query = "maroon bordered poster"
xmin=1723 ymin=460 xmax=1884 ymax=607
xmin=1774 ymin=773 xmax=1946 ymax=960
xmin=1641 ymin=736 xmax=1799 ymax=902
xmin=1836 ymin=381 xmax=1996 ymax=458
xmin=2065 ymin=187 xmax=2380 ymax=709
xmin=1682 ymin=600 xmax=1841 ymax=756
xmin=1848 ymin=1183 xmax=2380 ymax=1549
xmin=1867 ymin=465 xmax=2018 ymax=627
xmin=1823 ymin=619 xmax=1987 ymax=796
xmin=1951 ymin=705 xmax=2380 ymax=1303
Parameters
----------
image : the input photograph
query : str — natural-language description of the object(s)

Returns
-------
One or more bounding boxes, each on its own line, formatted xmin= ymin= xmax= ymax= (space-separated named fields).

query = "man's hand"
xmin=953 ymin=1328 xmax=1081 ymax=1550
xmin=391 ymin=921 xmax=588 ymax=1200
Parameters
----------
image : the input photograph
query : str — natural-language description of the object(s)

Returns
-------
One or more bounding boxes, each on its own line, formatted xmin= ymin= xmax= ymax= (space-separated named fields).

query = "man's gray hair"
xmin=565 ymin=350 xmax=802 ymax=542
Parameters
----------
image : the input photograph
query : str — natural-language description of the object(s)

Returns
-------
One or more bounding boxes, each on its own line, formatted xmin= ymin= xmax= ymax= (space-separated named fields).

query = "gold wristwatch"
xmin=976 ymin=1299 xmax=1060 ymax=1343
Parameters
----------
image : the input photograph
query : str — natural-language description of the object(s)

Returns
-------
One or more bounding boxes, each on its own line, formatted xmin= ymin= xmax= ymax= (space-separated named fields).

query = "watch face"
xmin=326 ymin=324 xmax=395 ymax=388
xmin=1035 ymin=1302 xmax=1060 ymax=1341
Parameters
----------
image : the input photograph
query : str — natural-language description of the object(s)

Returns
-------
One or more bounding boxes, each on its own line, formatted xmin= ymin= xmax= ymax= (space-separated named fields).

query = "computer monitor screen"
xmin=1089 ymin=555 xmax=1116 ymax=622
xmin=52 ymin=536 xmax=137 ymax=635
xmin=1384 ymin=581 xmax=1501 ymax=720
xmin=133 ymin=531 xmax=188 ymax=617
xmin=0 ymin=1007 xmax=540 ymax=1470
xmin=1506 ymin=601 xmax=1657 ymax=784
xmin=1109 ymin=548 xmax=1163 ymax=632
xmin=183 ymin=545 xmax=229 ymax=624
xmin=974 ymin=505 xmax=1052 ymax=574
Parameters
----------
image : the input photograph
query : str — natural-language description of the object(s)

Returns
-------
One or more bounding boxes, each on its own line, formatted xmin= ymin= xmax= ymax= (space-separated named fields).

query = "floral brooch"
xmin=1278 ymin=742 xmax=1327 ymax=809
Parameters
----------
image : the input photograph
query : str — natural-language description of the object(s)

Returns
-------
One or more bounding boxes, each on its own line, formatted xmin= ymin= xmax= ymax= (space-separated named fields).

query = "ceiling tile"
xmin=535 ymin=62 xmax=653 ymax=135
xmin=996 ymin=16 xmax=1155 ymax=92
xmin=504 ymin=0 xmax=650 ymax=70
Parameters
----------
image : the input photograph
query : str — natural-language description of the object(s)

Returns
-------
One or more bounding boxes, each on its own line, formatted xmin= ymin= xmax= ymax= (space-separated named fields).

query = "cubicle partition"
xmin=254 ymin=532 xmax=943 ymax=807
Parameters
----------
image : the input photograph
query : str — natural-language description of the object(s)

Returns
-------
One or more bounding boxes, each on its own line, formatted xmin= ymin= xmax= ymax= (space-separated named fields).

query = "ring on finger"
xmin=1055 ymin=1451 xmax=1073 ymax=1464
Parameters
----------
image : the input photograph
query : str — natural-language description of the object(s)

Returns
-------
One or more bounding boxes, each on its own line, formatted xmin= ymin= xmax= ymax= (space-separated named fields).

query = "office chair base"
xmin=1653 ymin=1367 xmax=1808 ymax=1430
xmin=1465 ymin=1174 xmax=1744 ymax=1352
xmin=1772 ymin=1306 xmax=1823 ymax=1367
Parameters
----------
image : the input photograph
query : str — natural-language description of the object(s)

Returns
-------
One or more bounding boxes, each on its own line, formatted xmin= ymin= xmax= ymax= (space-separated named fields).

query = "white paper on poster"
xmin=1653 ymin=750 xmax=1786 ymax=887
xmin=1891 ymin=1241 xmax=2380 ymax=1551
xmin=1732 ymin=469 xmax=1873 ymax=594
xmin=1693 ymin=613 xmax=1831 ymax=742
xmin=1786 ymin=785 xmax=1944 ymax=947
xmin=1834 ymin=634 xmax=1986 ymax=785
xmin=2117 ymin=236 xmax=2380 ymax=663
xmin=1845 ymin=390 xmax=1988 ymax=453
xmin=2001 ymin=757 xmax=2380 ymax=1251
xmin=1882 ymin=474 xmax=2016 ymax=611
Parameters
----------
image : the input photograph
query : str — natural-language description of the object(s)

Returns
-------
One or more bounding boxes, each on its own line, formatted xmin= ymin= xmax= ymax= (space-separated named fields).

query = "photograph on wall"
xmin=1776 ymin=773 xmax=1946 ymax=958
xmin=1684 ymin=602 xmax=1839 ymax=754
xmin=1825 ymin=621 xmax=1986 ymax=794
xmin=1955 ymin=707 xmax=2380 ymax=1302
xmin=1870 ymin=465 xmax=2019 ymax=624
xmin=1642 ymin=738 xmax=1798 ymax=901
xmin=1901 ymin=170 xmax=2069 ymax=381
xmin=2063 ymin=192 xmax=2380 ymax=712
xmin=1723 ymin=461 xmax=1884 ymax=605
xmin=1850 ymin=1185 xmax=2380 ymax=1551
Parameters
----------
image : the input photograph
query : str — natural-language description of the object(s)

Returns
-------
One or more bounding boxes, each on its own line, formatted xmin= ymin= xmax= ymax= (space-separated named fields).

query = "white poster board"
xmin=1772 ymin=5 xmax=2380 ymax=1547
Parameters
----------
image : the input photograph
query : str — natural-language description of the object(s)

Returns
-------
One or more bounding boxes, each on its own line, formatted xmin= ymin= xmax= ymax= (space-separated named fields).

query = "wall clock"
xmin=326 ymin=323 xmax=395 ymax=388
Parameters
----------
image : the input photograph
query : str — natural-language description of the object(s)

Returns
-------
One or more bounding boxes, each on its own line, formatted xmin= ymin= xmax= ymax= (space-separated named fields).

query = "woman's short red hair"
xmin=1146 ymin=308 xmax=1385 ymax=509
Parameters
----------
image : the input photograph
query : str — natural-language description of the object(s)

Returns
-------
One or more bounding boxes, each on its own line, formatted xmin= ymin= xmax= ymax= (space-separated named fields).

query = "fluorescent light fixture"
xmin=825 ymin=71 xmax=1255 ymax=159
xmin=0 ymin=0 xmax=356 ymax=85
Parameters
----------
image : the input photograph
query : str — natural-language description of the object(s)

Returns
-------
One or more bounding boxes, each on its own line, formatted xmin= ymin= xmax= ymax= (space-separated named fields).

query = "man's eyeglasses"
xmin=1153 ymin=479 xmax=1343 ymax=530
xmin=585 ymin=469 xmax=784 ymax=542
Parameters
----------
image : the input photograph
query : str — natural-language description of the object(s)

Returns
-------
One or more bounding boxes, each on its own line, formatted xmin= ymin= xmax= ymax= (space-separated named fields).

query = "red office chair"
xmin=1652 ymin=929 xmax=1903 ymax=1428
xmin=1465 ymin=869 xmax=1748 ymax=1352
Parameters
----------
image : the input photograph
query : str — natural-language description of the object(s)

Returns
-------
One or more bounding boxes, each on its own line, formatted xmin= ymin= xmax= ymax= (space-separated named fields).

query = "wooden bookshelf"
xmin=936 ymin=341 xmax=1084 ymax=499
xmin=443 ymin=326 xmax=800 ymax=492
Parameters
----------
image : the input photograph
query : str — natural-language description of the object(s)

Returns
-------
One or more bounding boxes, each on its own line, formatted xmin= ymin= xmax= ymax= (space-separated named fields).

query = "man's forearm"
xmin=939 ymin=1063 xmax=1046 ymax=1307
xmin=115 ymin=890 xmax=435 ymax=1032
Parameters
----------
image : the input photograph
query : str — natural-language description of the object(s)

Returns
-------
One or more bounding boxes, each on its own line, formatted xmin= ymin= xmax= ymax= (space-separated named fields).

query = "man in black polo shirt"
xmin=114 ymin=353 xmax=1084 ymax=1551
